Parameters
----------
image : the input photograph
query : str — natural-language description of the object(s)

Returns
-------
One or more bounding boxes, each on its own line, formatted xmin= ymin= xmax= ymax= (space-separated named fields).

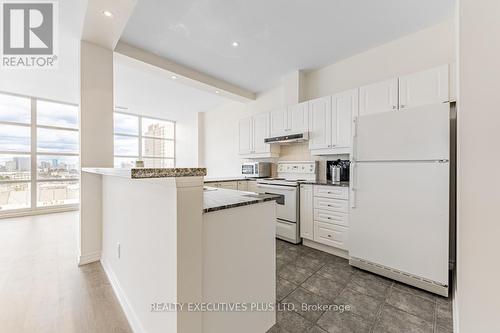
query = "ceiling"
xmin=114 ymin=54 xmax=230 ymax=115
xmin=120 ymin=0 xmax=455 ymax=93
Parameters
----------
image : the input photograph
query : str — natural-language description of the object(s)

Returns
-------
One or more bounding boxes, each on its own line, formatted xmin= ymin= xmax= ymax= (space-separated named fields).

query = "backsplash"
xmin=276 ymin=143 xmax=349 ymax=181
xmin=241 ymin=143 xmax=350 ymax=180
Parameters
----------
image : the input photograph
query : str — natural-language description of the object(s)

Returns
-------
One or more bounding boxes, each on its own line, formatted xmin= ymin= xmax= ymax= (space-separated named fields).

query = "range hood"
xmin=264 ymin=132 xmax=309 ymax=144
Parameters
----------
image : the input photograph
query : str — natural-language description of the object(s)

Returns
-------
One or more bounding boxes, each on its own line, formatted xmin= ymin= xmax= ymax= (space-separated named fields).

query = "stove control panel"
xmin=277 ymin=161 xmax=318 ymax=180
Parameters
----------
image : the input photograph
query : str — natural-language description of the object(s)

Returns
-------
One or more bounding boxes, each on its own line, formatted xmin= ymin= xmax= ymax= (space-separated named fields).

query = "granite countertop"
xmin=298 ymin=180 xmax=350 ymax=187
xmin=203 ymin=187 xmax=280 ymax=213
xmin=82 ymin=167 xmax=207 ymax=179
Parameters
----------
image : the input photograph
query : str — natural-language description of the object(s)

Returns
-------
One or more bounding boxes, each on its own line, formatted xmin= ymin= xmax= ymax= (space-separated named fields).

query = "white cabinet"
xmin=238 ymin=117 xmax=253 ymax=155
xmin=219 ymin=181 xmax=238 ymax=190
xmin=237 ymin=180 xmax=248 ymax=191
xmin=270 ymin=108 xmax=287 ymax=137
xmin=359 ymin=78 xmax=398 ymax=117
xmin=299 ymin=184 xmax=314 ymax=240
xmin=239 ymin=113 xmax=279 ymax=158
xmin=314 ymin=222 xmax=349 ymax=250
xmin=311 ymin=185 xmax=350 ymax=252
xmin=358 ymin=65 xmax=450 ymax=117
xmin=252 ymin=113 xmax=270 ymax=154
xmin=205 ymin=181 xmax=238 ymax=189
xmin=270 ymin=102 xmax=309 ymax=137
xmin=309 ymin=90 xmax=357 ymax=155
xmin=247 ymin=180 xmax=258 ymax=193
xmin=308 ymin=96 xmax=332 ymax=150
xmin=399 ymin=65 xmax=449 ymax=109
xmin=288 ymin=101 xmax=309 ymax=133
xmin=314 ymin=185 xmax=349 ymax=200
xmin=332 ymin=89 xmax=357 ymax=149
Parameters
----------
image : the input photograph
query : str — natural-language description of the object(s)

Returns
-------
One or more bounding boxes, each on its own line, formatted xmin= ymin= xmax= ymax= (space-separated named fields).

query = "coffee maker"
xmin=326 ymin=159 xmax=350 ymax=182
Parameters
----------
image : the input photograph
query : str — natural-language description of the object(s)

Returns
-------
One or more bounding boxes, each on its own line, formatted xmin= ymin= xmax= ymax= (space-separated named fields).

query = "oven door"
xmin=256 ymin=183 xmax=297 ymax=223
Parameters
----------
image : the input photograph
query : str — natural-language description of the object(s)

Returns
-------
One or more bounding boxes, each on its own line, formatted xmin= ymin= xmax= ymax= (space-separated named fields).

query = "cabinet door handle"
xmin=392 ymin=105 xmax=397 ymax=110
xmin=400 ymin=104 xmax=406 ymax=109
xmin=327 ymin=234 xmax=332 ymax=238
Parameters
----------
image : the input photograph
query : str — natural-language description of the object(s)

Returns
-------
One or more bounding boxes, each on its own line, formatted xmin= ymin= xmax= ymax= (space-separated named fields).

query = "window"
xmin=0 ymin=92 xmax=79 ymax=214
xmin=113 ymin=111 xmax=175 ymax=168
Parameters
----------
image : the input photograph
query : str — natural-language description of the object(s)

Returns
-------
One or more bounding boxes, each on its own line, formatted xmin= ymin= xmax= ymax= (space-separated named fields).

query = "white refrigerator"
xmin=350 ymin=103 xmax=450 ymax=296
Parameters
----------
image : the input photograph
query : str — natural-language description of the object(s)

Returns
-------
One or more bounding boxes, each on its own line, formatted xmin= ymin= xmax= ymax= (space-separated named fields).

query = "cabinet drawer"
xmin=314 ymin=185 xmax=348 ymax=200
xmin=313 ymin=222 xmax=348 ymax=250
xmin=314 ymin=209 xmax=349 ymax=227
xmin=314 ymin=197 xmax=348 ymax=213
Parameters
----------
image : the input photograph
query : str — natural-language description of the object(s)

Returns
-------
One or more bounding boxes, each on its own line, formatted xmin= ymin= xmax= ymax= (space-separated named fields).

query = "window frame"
xmin=0 ymin=90 xmax=79 ymax=216
xmin=113 ymin=110 xmax=176 ymax=168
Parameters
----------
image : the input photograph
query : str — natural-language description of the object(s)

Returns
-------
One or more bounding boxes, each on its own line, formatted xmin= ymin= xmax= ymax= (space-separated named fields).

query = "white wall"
xmin=305 ymin=19 xmax=455 ymax=100
xmin=456 ymin=0 xmax=500 ymax=331
xmin=114 ymin=57 xmax=203 ymax=167
xmin=0 ymin=29 xmax=80 ymax=104
xmin=201 ymin=19 xmax=456 ymax=177
xmin=0 ymin=0 xmax=85 ymax=103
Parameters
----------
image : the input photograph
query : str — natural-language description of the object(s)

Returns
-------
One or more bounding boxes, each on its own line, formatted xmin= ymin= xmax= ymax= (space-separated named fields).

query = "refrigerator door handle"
xmin=352 ymin=117 xmax=358 ymax=161
xmin=350 ymin=161 xmax=357 ymax=209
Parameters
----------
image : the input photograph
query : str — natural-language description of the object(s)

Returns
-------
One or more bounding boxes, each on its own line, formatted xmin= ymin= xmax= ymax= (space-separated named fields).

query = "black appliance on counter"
xmin=326 ymin=159 xmax=351 ymax=182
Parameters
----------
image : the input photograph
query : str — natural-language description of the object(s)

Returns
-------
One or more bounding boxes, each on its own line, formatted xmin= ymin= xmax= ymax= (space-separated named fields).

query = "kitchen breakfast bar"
xmin=80 ymin=168 xmax=278 ymax=333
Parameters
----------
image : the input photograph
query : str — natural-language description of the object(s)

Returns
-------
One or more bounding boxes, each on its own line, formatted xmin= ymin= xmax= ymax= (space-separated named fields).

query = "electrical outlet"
xmin=117 ymin=242 xmax=121 ymax=259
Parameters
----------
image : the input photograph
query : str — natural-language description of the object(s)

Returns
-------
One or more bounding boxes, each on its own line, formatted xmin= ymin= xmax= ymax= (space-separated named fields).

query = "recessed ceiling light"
xmin=215 ymin=90 xmax=220 ymax=94
xmin=171 ymin=75 xmax=177 ymax=80
xmin=102 ymin=10 xmax=114 ymax=18
xmin=231 ymin=41 xmax=239 ymax=48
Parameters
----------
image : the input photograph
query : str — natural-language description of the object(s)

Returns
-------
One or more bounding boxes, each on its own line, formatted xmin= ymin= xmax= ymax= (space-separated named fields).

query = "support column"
xmin=79 ymin=41 xmax=114 ymax=265
xmin=457 ymin=0 xmax=500 ymax=331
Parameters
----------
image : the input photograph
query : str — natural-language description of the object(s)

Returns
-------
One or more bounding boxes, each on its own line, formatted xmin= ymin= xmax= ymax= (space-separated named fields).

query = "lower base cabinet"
xmin=237 ymin=180 xmax=248 ymax=191
xmin=300 ymin=184 xmax=349 ymax=251
xmin=247 ymin=180 xmax=258 ymax=193
xmin=204 ymin=181 xmax=238 ymax=189
xmin=314 ymin=222 xmax=348 ymax=250
xmin=300 ymin=184 xmax=314 ymax=240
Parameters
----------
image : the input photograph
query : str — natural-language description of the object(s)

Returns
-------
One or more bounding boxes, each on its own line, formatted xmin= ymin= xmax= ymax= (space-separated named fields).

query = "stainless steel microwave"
xmin=241 ymin=162 xmax=271 ymax=178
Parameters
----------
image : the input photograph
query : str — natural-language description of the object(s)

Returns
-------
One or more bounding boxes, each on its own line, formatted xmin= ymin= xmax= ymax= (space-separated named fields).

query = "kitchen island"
xmin=81 ymin=168 xmax=277 ymax=333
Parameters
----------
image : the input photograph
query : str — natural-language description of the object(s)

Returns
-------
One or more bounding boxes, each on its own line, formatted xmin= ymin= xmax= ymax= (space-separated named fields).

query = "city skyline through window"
xmin=113 ymin=111 xmax=175 ymax=169
xmin=0 ymin=92 xmax=79 ymax=213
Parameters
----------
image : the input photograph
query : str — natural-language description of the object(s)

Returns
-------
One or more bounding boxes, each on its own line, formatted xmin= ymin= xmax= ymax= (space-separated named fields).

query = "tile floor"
xmin=269 ymin=240 xmax=453 ymax=333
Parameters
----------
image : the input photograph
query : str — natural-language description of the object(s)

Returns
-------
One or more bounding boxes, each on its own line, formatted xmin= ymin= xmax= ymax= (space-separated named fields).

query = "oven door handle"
xmin=256 ymin=184 xmax=296 ymax=191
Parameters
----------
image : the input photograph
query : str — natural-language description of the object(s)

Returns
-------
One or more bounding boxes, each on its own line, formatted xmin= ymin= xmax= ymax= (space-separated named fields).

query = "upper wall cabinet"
xmin=359 ymin=78 xmax=398 ymax=117
xmin=399 ymin=65 xmax=449 ymax=109
xmin=358 ymin=65 xmax=450 ymax=117
xmin=269 ymin=108 xmax=287 ymax=137
xmin=309 ymin=96 xmax=332 ymax=150
xmin=288 ymin=102 xmax=309 ymax=134
xmin=239 ymin=113 xmax=280 ymax=158
xmin=309 ymin=90 xmax=357 ymax=155
xmin=253 ymin=113 xmax=271 ymax=154
xmin=269 ymin=102 xmax=309 ymax=137
xmin=332 ymin=89 xmax=358 ymax=149
xmin=238 ymin=117 xmax=253 ymax=155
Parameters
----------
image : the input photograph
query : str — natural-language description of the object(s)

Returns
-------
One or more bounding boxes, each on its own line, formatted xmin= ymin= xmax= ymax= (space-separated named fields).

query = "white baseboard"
xmin=302 ymin=239 xmax=349 ymax=259
xmin=101 ymin=258 xmax=144 ymax=333
xmin=78 ymin=251 xmax=101 ymax=265
xmin=452 ymin=276 xmax=459 ymax=333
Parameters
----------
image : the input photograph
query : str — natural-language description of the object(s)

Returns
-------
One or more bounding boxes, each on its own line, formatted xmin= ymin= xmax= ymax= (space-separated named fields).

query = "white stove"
xmin=257 ymin=161 xmax=318 ymax=243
